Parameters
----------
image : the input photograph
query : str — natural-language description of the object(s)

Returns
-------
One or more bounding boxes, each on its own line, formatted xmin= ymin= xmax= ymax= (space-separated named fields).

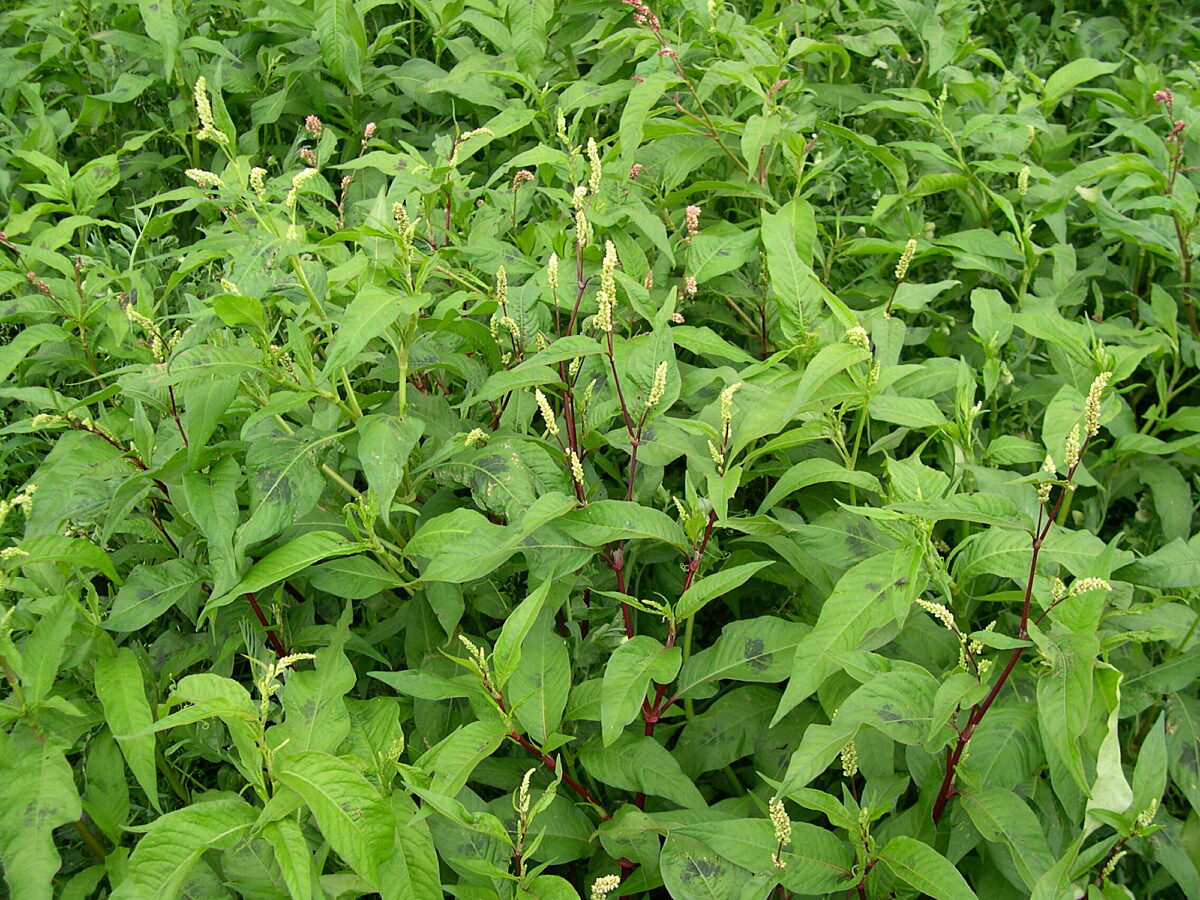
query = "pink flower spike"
xmin=629 ymin=163 xmax=644 ymax=180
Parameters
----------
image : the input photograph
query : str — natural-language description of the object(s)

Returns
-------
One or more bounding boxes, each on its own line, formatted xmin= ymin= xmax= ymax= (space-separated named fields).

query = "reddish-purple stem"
xmin=931 ymin=435 xmax=1091 ymax=822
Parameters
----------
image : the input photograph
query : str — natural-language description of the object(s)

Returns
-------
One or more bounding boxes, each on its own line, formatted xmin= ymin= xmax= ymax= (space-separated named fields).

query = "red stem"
xmin=507 ymin=729 xmax=609 ymax=819
xmin=932 ymin=436 xmax=1091 ymax=822
xmin=245 ymin=590 xmax=287 ymax=657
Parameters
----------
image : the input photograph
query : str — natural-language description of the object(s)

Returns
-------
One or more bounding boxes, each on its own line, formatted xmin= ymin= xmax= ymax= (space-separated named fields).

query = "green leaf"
xmin=0 ymin=324 xmax=68 ymax=382
xmin=756 ymin=458 xmax=881 ymax=514
xmin=868 ymin=395 xmax=947 ymax=427
xmin=1132 ymin=713 xmax=1168 ymax=813
xmin=315 ymin=0 xmax=367 ymax=92
xmin=836 ymin=665 xmax=940 ymax=745
xmin=181 ymin=455 xmax=241 ymax=594
xmin=677 ymin=818 xmax=852 ymax=892
xmin=676 ymin=560 xmax=773 ymax=620
xmin=774 ymin=548 xmax=925 ymax=724
xmin=205 ymin=531 xmax=362 ymax=618
xmin=688 ymin=226 xmax=760 ymax=284
xmin=105 ymin=559 xmax=204 ymax=631
xmin=307 ymin=555 xmax=406 ymax=599
xmin=180 ymin=374 xmax=239 ymax=467
xmin=137 ymin=0 xmax=179 ymax=77
xmin=620 ymin=72 xmax=676 ymax=165
xmin=889 ymin=279 xmax=961 ymax=313
xmin=508 ymin=0 xmax=553 ymax=73
xmin=677 ymin=616 xmax=809 ymax=696
xmin=380 ymin=792 xmax=441 ymax=900
xmin=509 ymin=612 xmax=571 ymax=744
xmin=144 ymin=675 xmax=264 ymax=791
xmin=262 ymin=819 xmax=313 ymax=900
xmin=671 ymin=325 xmax=757 ymax=364
xmin=405 ymin=492 xmax=576 ymax=583
xmin=1166 ymin=694 xmax=1200 ymax=813
xmin=1114 ymin=538 xmax=1200 ymax=588
xmin=94 ymin=647 xmax=159 ymax=811
xmin=600 ymin=635 xmax=682 ymax=745
xmin=1041 ymin=58 xmax=1120 ymax=108
xmin=0 ymin=742 xmax=83 ymax=900
xmin=1035 ymin=630 xmax=1098 ymax=792
xmin=889 ymin=493 xmax=1024 ymax=528
xmin=494 ymin=579 xmax=560 ymax=689
xmin=112 ymin=798 xmax=257 ymax=900
xmin=558 ymin=499 xmax=685 ymax=548
xmin=276 ymin=751 xmax=393 ymax=887
xmin=660 ymin=833 xmax=758 ymax=900
xmin=580 ymin=733 xmax=706 ymax=808
xmin=357 ymin=414 xmax=423 ymax=517
xmin=960 ymin=782 xmax=1054 ymax=889
xmin=1140 ymin=460 xmax=1192 ymax=544
xmin=878 ymin=836 xmax=979 ymax=900
xmin=14 ymin=534 xmax=119 ymax=582
xmin=518 ymin=874 xmax=580 ymax=900
xmin=674 ymin=685 xmax=779 ymax=777
xmin=417 ymin=720 xmax=508 ymax=797
xmin=271 ymin=634 xmax=356 ymax=757
xmin=779 ymin=721 xmax=858 ymax=793
xmin=211 ymin=293 xmax=265 ymax=330
xmin=468 ymin=364 xmax=562 ymax=405
xmin=235 ymin=430 xmax=327 ymax=551
xmin=92 ymin=71 xmax=156 ymax=103
xmin=323 ymin=285 xmax=421 ymax=377
xmin=20 ymin=592 xmax=75 ymax=706
xmin=762 ymin=199 xmax=820 ymax=340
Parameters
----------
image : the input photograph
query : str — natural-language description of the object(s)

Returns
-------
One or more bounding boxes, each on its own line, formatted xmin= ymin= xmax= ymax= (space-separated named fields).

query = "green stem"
xmin=682 ymin=614 xmax=696 ymax=720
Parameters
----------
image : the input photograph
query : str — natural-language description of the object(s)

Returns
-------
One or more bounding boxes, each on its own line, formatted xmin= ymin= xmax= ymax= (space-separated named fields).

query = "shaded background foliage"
xmin=2 ymin=0 xmax=1200 ymax=898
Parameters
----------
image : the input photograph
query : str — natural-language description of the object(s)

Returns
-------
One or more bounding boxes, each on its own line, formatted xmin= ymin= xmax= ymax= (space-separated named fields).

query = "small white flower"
xmin=769 ymin=797 xmax=792 ymax=868
xmin=535 ymin=388 xmax=559 ymax=437
xmin=1085 ymin=372 xmax=1112 ymax=437
xmin=1063 ymin=422 xmax=1081 ymax=469
xmin=587 ymin=137 xmax=603 ymax=195
xmin=646 ymin=361 xmax=668 ymax=409
xmin=591 ymin=874 xmax=621 ymax=900
xmin=894 ymin=238 xmax=917 ymax=281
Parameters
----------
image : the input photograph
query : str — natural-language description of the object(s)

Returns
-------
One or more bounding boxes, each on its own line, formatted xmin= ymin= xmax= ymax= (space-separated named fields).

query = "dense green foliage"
xmin=2 ymin=0 xmax=1200 ymax=897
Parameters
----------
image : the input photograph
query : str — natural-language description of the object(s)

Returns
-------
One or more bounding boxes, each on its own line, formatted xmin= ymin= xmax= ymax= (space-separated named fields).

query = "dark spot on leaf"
xmin=257 ymin=468 xmax=291 ymax=503
xmin=878 ymin=703 xmax=902 ymax=722
xmin=338 ymin=800 xmax=365 ymax=821
xmin=680 ymin=856 xmax=725 ymax=884
xmin=864 ymin=582 xmax=880 ymax=592
xmin=743 ymin=638 xmax=770 ymax=671
xmin=1180 ymin=743 xmax=1198 ymax=773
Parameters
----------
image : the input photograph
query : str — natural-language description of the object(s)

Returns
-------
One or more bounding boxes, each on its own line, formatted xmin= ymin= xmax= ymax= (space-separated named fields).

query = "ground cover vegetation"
xmin=1 ymin=0 xmax=1200 ymax=897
